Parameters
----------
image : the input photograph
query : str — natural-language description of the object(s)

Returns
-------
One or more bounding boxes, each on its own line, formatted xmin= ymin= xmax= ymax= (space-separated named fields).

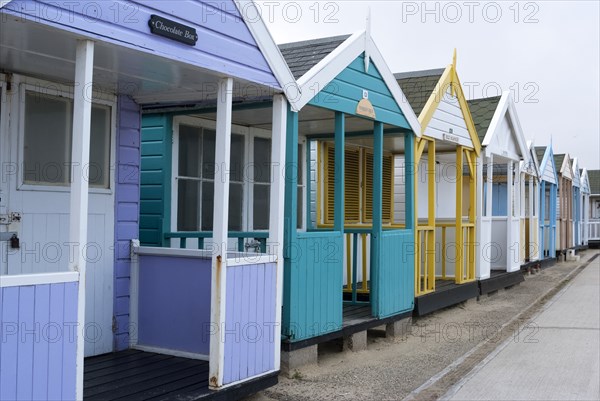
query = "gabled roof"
xmin=279 ymin=35 xmax=350 ymax=80
xmin=234 ymin=0 xmax=300 ymax=110
xmin=285 ymin=31 xmax=421 ymax=135
xmin=554 ymin=154 xmax=566 ymax=173
xmin=535 ymin=146 xmax=547 ymax=164
xmin=394 ymin=54 xmax=481 ymax=154
xmin=589 ymin=170 xmax=600 ymax=195
xmin=535 ymin=145 xmax=559 ymax=185
xmin=521 ymin=140 xmax=540 ymax=178
xmin=467 ymin=96 xmax=502 ymax=143
xmin=395 ymin=69 xmax=444 ymax=116
xmin=580 ymin=169 xmax=591 ymax=194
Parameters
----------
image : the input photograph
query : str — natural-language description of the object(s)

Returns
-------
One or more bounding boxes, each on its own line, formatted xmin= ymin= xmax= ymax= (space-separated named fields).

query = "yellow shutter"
xmin=345 ymin=148 xmax=361 ymax=222
xmin=324 ymin=143 xmax=335 ymax=224
xmin=363 ymin=150 xmax=393 ymax=223
xmin=323 ymin=143 xmax=361 ymax=224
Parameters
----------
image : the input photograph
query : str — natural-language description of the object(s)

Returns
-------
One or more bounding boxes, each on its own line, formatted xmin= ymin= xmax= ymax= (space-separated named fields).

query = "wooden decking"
xmin=84 ymin=350 xmax=278 ymax=401
xmin=84 ymin=350 xmax=211 ymax=401
xmin=479 ymin=270 xmax=525 ymax=295
xmin=342 ymin=304 xmax=373 ymax=327
xmin=414 ymin=279 xmax=479 ymax=316
xmin=282 ymin=303 xmax=411 ymax=351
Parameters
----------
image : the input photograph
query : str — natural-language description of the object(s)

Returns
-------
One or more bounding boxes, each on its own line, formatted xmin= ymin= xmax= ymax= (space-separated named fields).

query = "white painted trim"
xmin=571 ymin=157 xmax=581 ymax=188
xmin=129 ymin=239 xmax=140 ymax=347
xmin=233 ymin=0 xmax=300 ymax=111
xmin=209 ymin=77 xmax=233 ymax=390
xmin=71 ymin=39 xmax=94 ymax=401
xmin=226 ymin=254 xmax=276 ymax=267
xmin=293 ymin=32 xmax=421 ymax=135
xmin=135 ymin=245 xmax=213 ymax=259
xmin=366 ymin=36 xmax=421 ymax=135
xmin=481 ymin=91 xmax=528 ymax=160
xmin=217 ymin=369 xmax=279 ymax=391
xmin=0 ymin=271 xmax=79 ymax=287
xmin=296 ymin=31 xmax=364 ymax=109
xmin=269 ymin=94 xmax=287 ymax=370
xmin=132 ymin=345 xmax=209 ymax=361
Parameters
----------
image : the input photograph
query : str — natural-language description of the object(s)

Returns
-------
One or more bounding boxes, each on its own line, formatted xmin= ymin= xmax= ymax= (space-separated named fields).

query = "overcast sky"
xmin=256 ymin=0 xmax=600 ymax=170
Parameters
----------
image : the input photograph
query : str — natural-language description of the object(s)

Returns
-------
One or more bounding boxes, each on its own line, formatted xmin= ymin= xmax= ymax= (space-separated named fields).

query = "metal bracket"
xmin=0 ymin=232 xmax=18 ymax=241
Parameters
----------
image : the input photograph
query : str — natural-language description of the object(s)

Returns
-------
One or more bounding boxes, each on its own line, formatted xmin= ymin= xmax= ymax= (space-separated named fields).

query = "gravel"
xmin=245 ymin=250 xmax=599 ymax=401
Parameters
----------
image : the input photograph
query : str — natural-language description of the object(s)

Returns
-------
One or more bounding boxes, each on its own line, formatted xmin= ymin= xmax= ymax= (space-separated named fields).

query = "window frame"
xmin=171 ymin=116 xmax=250 ymax=233
xmin=17 ymin=79 xmax=116 ymax=194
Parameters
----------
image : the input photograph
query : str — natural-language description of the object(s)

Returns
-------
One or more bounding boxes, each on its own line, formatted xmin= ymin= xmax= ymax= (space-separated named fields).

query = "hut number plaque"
xmin=149 ymin=15 xmax=198 ymax=46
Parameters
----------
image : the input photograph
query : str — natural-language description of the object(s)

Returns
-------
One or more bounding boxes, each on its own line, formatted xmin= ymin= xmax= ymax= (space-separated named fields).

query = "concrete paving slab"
xmin=445 ymin=262 xmax=600 ymax=401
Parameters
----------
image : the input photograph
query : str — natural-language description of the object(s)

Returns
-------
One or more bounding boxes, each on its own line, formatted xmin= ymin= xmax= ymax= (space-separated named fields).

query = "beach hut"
xmin=394 ymin=55 xmax=481 ymax=315
xmin=519 ymin=141 xmax=541 ymax=267
xmin=571 ymin=157 xmax=583 ymax=249
xmin=468 ymin=92 xmax=528 ymax=289
xmin=275 ymin=32 xmax=420 ymax=369
xmin=554 ymin=153 xmax=575 ymax=254
xmin=587 ymin=170 xmax=600 ymax=247
xmin=535 ymin=145 xmax=559 ymax=265
xmin=580 ymin=168 xmax=591 ymax=248
xmin=0 ymin=1 xmax=297 ymax=399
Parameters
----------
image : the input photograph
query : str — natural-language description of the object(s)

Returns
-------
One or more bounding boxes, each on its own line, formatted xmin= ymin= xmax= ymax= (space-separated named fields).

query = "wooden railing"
xmin=589 ymin=219 xmax=600 ymax=240
xmin=164 ymin=231 xmax=269 ymax=252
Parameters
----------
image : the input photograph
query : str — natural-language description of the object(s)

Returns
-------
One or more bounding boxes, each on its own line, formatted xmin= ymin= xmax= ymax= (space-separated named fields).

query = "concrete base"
xmin=386 ymin=317 xmax=412 ymax=339
xmin=343 ymin=330 xmax=367 ymax=352
xmin=281 ymin=345 xmax=318 ymax=378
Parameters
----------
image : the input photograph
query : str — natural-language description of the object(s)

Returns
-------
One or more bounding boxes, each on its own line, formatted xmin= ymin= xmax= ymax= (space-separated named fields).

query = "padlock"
xmin=10 ymin=234 xmax=19 ymax=249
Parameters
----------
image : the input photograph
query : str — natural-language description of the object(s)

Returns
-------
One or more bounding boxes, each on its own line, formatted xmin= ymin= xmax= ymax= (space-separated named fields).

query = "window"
xmin=175 ymin=124 xmax=244 ymax=231
xmin=23 ymin=91 xmax=111 ymax=188
xmin=253 ymin=137 xmax=271 ymax=230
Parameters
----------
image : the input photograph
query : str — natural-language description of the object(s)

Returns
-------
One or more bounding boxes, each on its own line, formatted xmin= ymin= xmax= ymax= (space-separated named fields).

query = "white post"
xmin=529 ymin=176 xmax=535 ymax=257
xmin=506 ymin=161 xmax=513 ymax=271
xmin=269 ymin=94 xmax=287 ymax=370
xmin=475 ymin=154 xmax=484 ymax=278
xmin=486 ymin=155 xmax=493 ymax=218
xmin=209 ymin=77 xmax=233 ymax=389
xmin=70 ymin=39 xmax=94 ymax=401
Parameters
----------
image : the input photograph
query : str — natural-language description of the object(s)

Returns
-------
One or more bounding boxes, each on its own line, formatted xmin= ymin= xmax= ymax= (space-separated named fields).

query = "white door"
xmin=2 ymin=80 xmax=116 ymax=357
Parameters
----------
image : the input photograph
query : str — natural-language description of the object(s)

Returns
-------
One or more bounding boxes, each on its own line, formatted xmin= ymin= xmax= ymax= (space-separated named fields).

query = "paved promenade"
xmin=445 ymin=259 xmax=600 ymax=400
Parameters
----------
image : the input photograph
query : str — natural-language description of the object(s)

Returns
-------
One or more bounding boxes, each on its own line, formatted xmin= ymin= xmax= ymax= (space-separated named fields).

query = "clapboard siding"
xmin=114 ymin=95 xmax=141 ymax=351
xmin=4 ymin=0 xmax=277 ymax=87
xmin=140 ymin=114 xmax=172 ymax=246
xmin=423 ymin=88 xmax=473 ymax=148
xmin=0 ymin=282 xmax=78 ymax=401
xmin=489 ymin=114 xmax=521 ymax=160
xmin=137 ymin=255 xmax=212 ymax=355
xmin=283 ymin=231 xmax=344 ymax=341
xmin=308 ymin=54 xmax=410 ymax=129
xmin=540 ymin=151 xmax=558 ymax=184
xmin=223 ymin=262 xmax=277 ymax=384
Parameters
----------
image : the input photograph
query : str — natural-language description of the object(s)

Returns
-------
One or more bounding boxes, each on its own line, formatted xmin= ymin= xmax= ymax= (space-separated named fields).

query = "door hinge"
xmin=112 ymin=316 xmax=118 ymax=334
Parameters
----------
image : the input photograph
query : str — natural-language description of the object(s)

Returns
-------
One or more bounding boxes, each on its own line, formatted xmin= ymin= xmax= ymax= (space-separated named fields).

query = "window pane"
xmin=201 ymin=181 xmax=214 ymax=231
xmin=89 ymin=105 xmax=111 ymax=188
xmin=253 ymin=137 xmax=271 ymax=183
xmin=202 ymin=129 xmax=216 ymax=180
xmin=177 ymin=179 xmax=199 ymax=231
xmin=179 ymin=124 xmax=201 ymax=178
xmin=253 ymin=184 xmax=270 ymax=230
xmin=229 ymin=183 xmax=243 ymax=231
xmin=230 ymin=134 xmax=245 ymax=183
xmin=24 ymin=92 xmax=70 ymax=184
